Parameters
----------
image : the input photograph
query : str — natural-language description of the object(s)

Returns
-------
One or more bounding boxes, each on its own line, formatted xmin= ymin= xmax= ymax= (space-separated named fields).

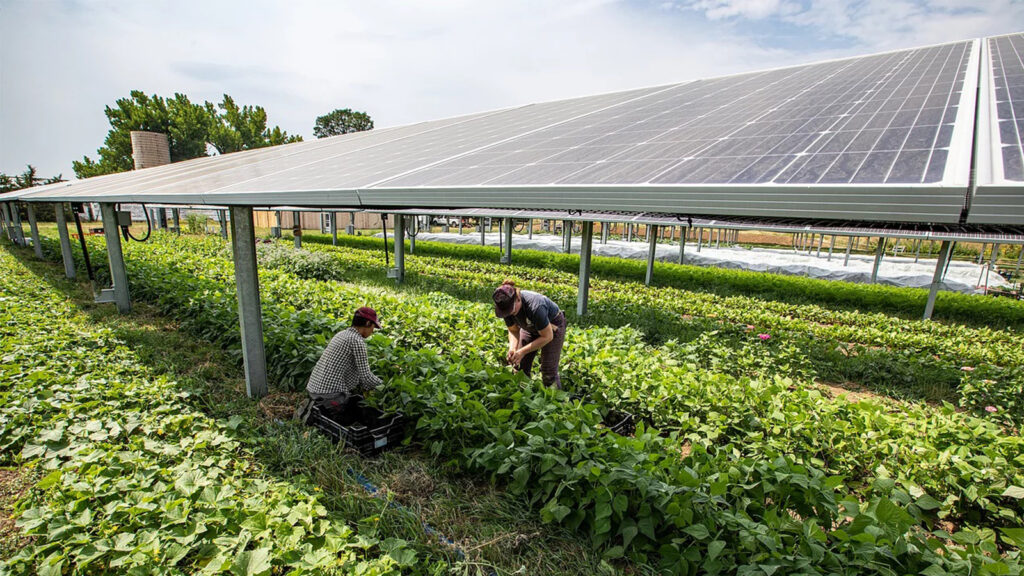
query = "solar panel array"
xmin=16 ymin=34 xmax=1024 ymax=227
xmin=376 ymin=41 xmax=973 ymax=188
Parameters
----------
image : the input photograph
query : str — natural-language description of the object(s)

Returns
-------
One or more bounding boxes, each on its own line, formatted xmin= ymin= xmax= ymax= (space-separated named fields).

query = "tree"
xmin=73 ymin=91 xmax=301 ymax=179
xmin=0 ymin=165 xmax=64 ymax=220
xmin=313 ymin=108 xmax=373 ymax=138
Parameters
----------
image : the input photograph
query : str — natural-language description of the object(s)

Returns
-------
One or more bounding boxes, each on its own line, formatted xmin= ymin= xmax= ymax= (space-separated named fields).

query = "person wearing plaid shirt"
xmin=297 ymin=307 xmax=383 ymax=422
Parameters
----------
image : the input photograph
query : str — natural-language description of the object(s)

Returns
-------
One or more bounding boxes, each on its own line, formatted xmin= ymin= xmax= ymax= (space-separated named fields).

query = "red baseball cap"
xmin=354 ymin=306 xmax=381 ymax=328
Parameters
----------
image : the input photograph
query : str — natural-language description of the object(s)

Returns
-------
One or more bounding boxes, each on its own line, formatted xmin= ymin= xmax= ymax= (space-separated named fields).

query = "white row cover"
xmin=406 ymin=232 xmax=1010 ymax=294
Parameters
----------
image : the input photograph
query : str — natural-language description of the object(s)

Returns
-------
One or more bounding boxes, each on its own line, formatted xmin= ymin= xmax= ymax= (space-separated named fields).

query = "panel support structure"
xmin=562 ymin=221 xmax=572 ymax=254
xmin=0 ymin=202 xmax=10 ymax=241
xmin=844 ymin=238 xmax=853 ymax=267
xmin=500 ymin=217 xmax=512 ymax=265
xmin=26 ymin=203 xmax=42 ymax=259
xmin=99 ymin=203 xmax=131 ymax=314
xmin=293 ymin=211 xmax=302 ymax=248
xmin=645 ymin=225 xmax=659 ymax=286
xmin=172 ymin=208 xmax=181 ymax=235
xmin=331 ymin=212 xmax=338 ymax=245
xmin=54 ymin=203 xmax=76 ymax=279
xmin=924 ymin=241 xmax=953 ymax=321
xmin=528 ymin=218 xmax=533 ymax=239
xmin=577 ymin=221 xmax=594 ymax=316
xmin=347 ymin=212 xmax=356 ymax=235
xmin=871 ymin=238 xmax=886 ymax=284
xmin=218 ymin=210 xmax=229 ymax=239
xmin=9 ymin=202 xmax=26 ymax=246
xmin=229 ymin=206 xmax=268 ymax=399
xmin=273 ymin=210 xmax=282 ymax=238
xmin=678 ymin=228 xmax=686 ymax=265
xmin=600 ymin=222 xmax=609 ymax=244
xmin=392 ymin=214 xmax=405 ymax=284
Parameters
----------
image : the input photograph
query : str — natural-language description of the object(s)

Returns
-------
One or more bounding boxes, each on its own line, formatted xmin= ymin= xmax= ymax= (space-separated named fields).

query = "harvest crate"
xmin=309 ymin=400 xmax=407 ymax=456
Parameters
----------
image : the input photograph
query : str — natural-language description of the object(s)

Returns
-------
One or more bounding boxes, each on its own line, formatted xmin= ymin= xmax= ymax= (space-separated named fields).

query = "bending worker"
xmin=492 ymin=280 xmax=566 ymax=388
xmin=298 ymin=306 xmax=383 ymax=422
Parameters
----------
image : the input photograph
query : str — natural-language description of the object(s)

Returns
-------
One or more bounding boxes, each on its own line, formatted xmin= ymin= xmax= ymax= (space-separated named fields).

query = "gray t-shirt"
xmin=504 ymin=290 xmax=561 ymax=335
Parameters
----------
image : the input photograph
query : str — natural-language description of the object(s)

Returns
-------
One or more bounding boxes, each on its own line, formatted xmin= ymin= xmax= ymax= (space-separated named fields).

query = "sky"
xmin=2 ymin=0 xmax=1023 ymax=179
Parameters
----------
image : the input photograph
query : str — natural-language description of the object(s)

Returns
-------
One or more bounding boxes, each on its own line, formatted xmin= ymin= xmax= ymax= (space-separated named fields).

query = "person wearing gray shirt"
xmin=492 ymin=280 xmax=566 ymax=388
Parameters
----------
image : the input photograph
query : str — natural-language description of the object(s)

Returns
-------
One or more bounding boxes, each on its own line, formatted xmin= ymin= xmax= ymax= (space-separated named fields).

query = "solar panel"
xmin=372 ymin=41 xmax=974 ymax=189
xmin=15 ymin=37 xmax=989 ymax=225
xmin=971 ymin=33 xmax=1024 ymax=225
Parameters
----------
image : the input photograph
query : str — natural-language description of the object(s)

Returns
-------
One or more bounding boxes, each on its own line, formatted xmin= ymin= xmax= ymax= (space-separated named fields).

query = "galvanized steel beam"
xmin=501 ymin=217 xmax=512 ymax=264
xmin=577 ymin=221 xmax=594 ymax=316
xmin=645 ymin=224 xmax=659 ymax=286
xmin=99 ymin=203 xmax=131 ymax=314
xmin=26 ymin=203 xmax=42 ymax=259
xmin=924 ymin=241 xmax=953 ymax=321
xmin=393 ymin=214 xmax=405 ymax=284
xmin=54 ymin=203 xmax=76 ymax=279
xmin=229 ymin=206 xmax=268 ymax=398
xmin=871 ymin=238 xmax=886 ymax=283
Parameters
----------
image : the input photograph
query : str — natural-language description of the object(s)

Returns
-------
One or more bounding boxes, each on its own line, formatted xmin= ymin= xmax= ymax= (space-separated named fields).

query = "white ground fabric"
xmin=395 ymin=231 xmax=1010 ymax=295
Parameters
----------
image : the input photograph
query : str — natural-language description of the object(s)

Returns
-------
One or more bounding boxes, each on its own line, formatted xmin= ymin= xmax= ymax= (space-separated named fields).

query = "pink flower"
xmin=985 ymin=406 xmax=998 ymax=413
xmin=745 ymin=324 xmax=755 ymax=332
xmin=758 ymin=333 xmax=771 ymax=341
xmin=961 ymin=366 xmax=975 ymax=372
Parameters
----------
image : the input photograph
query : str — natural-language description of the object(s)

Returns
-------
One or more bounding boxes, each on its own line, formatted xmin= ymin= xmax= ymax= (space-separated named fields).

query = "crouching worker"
xmin=295 ymin=307 xmax=382 ymax=424
xmin=493 ymin=280 xmax=566 ymax=389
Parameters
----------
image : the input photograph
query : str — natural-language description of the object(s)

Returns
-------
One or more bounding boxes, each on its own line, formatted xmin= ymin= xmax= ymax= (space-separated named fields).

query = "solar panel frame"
xmin=971 ymin=33 xmax=1024 ymax=225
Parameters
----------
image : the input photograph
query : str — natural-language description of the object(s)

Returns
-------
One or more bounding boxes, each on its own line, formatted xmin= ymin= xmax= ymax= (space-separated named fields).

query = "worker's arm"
xmin=506 ymin=324 xmax=520 ymax=363
xmin=353 ymin=338 xmax=383 ymax=391
xmin=511 ymin=324 xmax=553 ymax=364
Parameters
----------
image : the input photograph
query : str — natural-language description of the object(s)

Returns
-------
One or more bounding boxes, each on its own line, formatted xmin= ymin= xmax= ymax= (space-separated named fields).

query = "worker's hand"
xmin=506 ymin=346 xmax=516 ymax=364
xmin=510 ymin=348 xmax=527 ymax=365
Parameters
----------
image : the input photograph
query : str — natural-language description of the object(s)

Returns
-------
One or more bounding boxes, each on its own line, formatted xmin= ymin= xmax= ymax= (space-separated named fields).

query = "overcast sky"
xmin=2 ymin=0 xmax=1023 ymax=178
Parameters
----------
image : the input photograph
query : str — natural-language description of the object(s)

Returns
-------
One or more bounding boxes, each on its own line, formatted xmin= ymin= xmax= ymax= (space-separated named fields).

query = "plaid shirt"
xmin=306 ymin=327 xmax=382 ymax=395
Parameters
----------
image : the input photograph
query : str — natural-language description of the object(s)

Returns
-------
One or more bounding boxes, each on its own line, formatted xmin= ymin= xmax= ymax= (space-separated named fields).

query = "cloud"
xmin=684 ymin=0 xmax=803 ymax=20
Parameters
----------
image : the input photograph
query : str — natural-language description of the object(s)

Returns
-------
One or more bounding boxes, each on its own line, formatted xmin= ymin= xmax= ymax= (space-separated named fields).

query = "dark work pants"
xmin=518 ymin=311 xmax=566 ymax=388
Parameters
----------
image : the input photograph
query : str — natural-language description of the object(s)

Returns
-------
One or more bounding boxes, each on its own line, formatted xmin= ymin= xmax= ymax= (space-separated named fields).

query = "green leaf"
xmin=230 ymin=547 xmax=273 ymax=576
xmin=1000 ymin=528 xmax=1024 ymax=549
xmin=708 ymin=540 xmax=726 ymax=561
xmin=683 ymin=524 xmax=710 ymax=540
xmin=36 ymin=469 xmax=62 ymax=490
xmin=915 ymin=494 xmax=942 ymax=511
xmin=1002 ymin=486 xmax=1024 ymax=499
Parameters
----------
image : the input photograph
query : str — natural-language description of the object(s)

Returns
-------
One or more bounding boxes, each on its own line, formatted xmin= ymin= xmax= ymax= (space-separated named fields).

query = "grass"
xmin=1 ymin=242 xmax=625 ymax=576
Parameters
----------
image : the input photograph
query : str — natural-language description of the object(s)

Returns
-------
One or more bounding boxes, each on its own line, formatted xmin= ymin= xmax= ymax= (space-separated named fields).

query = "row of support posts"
xmin=4 ymin=201 xmax=1017 ymax=400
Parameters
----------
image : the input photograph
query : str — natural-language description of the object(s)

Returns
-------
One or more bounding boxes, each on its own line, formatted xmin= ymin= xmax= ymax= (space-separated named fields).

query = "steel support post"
xmin=600 ymin=222 xmax=609 ymax=244
xmin=528 ymin=218 xmax=533 ymax=240
xmin=871 ymin=238 xmax=886 ymax=284
xmin=480 ymin=219 xmax=486 ymax=246
xmin=0 ymin=202 xmax=10 ymax=241
xmin=331 ymin=213 xmax=338 ymax=245
xmin=696 ymin=228 xmax=702 ymax=252
xmin=978 ymin=244 xmax=986 ymax=264
xmin=577 ymin=221 xmax=594 ymax=316
xmin=678 ymin=228 xmax=686 ymax=265
xmin=100 ymin=203 xmax=132 ymax=314
xmin=826 ymin=235 xmax=835 ymax=261
xmin=293 ymin=211 xmax=302 ymax=248
xmin=54 ymin=203 xmax=76 ymax=279
xmin=914 ymin=239 xmax=922 ymax=262
xmin=1016 ymin=245 xmax=1023 ymax=276
xmin=228 ymin=207 xmax=268 ymax=398
xmin=844 ymin=237 xmax=853 ymax=266
xmin=645 ymin=225 xmax=659 ymax=286
xmin=26 ymin=203 xmax=42 ymax=259
xmin=924 ymin=241 xmax=953 ymax=321
xmin=218 ymin=210 xmax=228 ymax=239
xmin=273 ymin=211 xmax=282 ymax=238
xmin=172 ymin=208 xmax=181 ymax=235
xmin=990 ymin=243 xmax=1001 ymax=268
xmin=346 ymin=212 xmax=355 ymax=235
xmin=458 ymin=219 xmax=464 ymax=235
xmin=816 ymin=234 xmax=824 ymax=257
xmin=501 ymin=217 xmax=512 ymax=264
xmin=10 ymin=203 xmax=26 ymax=246
xmin=626 ymin=224 xmax=633 ymax=243
xmin=563 ymin=221 xmax=572 ymax=253
xmin=393 ymin=214 xmax=405 ymax=284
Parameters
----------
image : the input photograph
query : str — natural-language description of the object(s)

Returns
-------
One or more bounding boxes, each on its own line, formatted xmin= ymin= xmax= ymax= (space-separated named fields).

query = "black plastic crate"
xmin=309 ymin=401 xmax=407 ymax=456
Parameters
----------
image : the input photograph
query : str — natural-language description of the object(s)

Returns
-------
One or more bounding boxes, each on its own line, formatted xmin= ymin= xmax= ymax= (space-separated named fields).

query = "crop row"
xmin=0 ymin=249 xmax=427 ymax=575
xmin=33 ymin=233 xmax=1024 ymax=559
xmin=281 ymin=235 xmax=1024 ymax=427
